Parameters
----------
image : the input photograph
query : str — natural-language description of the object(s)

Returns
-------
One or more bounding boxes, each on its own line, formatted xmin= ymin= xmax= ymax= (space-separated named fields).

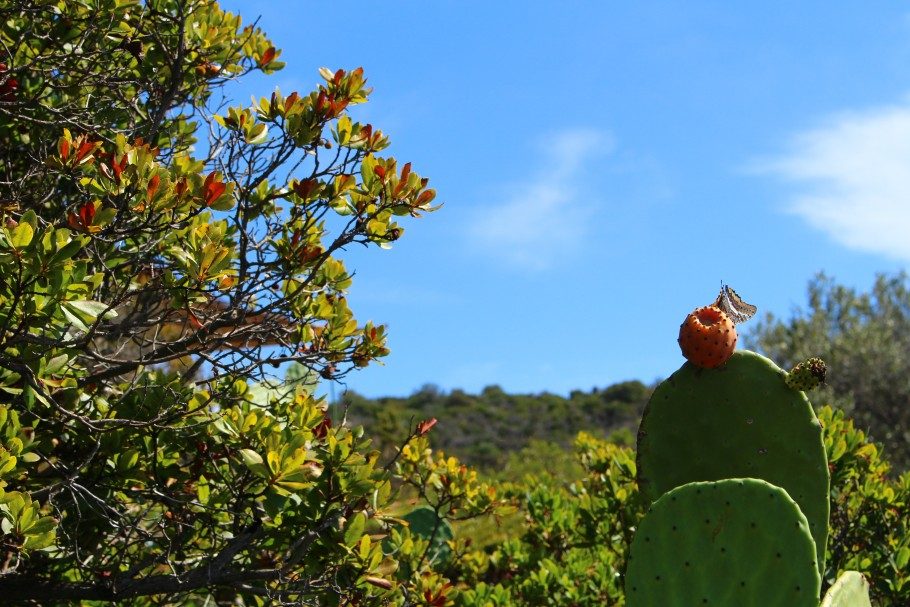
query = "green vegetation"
xmin=0 ymin=1 xmax=502 ymax=604
xmin=447 ymin=407 xmax=909 ymax=606
xmin=1 ymin=0 xmax=908 ymax=604
xmin=747 ymin=272 xmax=910 ymax=469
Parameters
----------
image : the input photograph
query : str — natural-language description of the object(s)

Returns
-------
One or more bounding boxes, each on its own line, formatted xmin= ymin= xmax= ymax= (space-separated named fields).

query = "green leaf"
xmin=197 ymin=475 xmax=210 ymax=505
xmin=240 ymin=448 xmax=263 ymax=467
xmin=245 ymin=122 xmax=268 ymax=145
xmin=25 ymin=516 xmax=56 ymax=536
xmin=65 ymin=300 xmax=116 ymax=319
xmin=344 ymin=511 xmax=366 ymax=546
xmin=48 ymin=236 xmax=85 ymax=267
xmin=239 ymin=449 xmax=270 ymax=478
xmin=44 ymin=354 xmax=70 ymax=376
xmin=60 ymin=305 xmax=89 ymax=332
xmin=9 ymin=223 xmax=33 ymax=249
xmin=23 ymin=530 xmax=55 ymax=551
xmin=0 ymin=454 xmax=17 ymax=477
xmin=116 ymin=449 xmax=139 ymax=472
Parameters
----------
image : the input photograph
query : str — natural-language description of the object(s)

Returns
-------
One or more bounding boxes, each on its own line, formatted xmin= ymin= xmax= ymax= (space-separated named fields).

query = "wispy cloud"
xmin=467 ymin=129 xmax=612 ymax=270
xmin=757 ymin=98 xmax=910 ymax=261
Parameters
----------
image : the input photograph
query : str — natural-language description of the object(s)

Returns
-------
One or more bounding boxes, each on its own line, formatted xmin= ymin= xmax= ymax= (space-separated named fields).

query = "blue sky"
xmin=221 ymin=1 xmax=910 ymax=398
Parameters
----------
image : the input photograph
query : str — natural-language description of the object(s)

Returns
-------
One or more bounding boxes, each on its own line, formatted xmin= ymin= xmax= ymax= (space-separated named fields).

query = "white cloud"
xmin=758 ymin=99 xmax=910 ymax=261
xmin=467 ymin=129 xmax=612 ymax=270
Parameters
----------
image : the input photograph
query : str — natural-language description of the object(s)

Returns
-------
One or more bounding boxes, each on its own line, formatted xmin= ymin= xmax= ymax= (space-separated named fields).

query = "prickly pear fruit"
xmin=786 ymin=357 xmax=827 ymax=391
xmin=677 ymin=305 xmax=737 ymax=369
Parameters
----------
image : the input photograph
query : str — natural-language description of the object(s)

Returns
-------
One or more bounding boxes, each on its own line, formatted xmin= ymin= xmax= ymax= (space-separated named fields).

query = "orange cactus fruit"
xmin=677 ymin=305 xmax=737 ymax=369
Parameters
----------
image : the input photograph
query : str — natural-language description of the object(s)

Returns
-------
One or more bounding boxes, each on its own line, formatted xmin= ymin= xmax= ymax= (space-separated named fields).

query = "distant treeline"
xmin=341 ymin=381 xmax=652 ymax=470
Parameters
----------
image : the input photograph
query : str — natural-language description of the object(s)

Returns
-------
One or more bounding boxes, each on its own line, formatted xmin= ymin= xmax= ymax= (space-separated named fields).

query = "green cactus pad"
xmin=625 ymin=478 xmax=821 ymax=607
xmin=821 ymin=571 xmax=872 ymax=607
xmin=637 ymin=350 xmax=830 ymax=575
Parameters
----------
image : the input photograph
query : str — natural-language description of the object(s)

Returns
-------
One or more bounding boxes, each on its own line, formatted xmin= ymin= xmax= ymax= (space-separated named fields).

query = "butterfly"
xmin=713 ymin=284 xmax=757 ymax=324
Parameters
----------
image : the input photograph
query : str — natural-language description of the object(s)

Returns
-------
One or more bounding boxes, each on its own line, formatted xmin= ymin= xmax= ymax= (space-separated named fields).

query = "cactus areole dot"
xmin=677 ymin=305 xmax=737 ymax=369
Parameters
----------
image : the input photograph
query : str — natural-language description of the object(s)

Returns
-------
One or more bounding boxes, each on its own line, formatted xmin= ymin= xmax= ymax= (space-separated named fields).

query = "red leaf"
xmin=312 ymin=414 xmax=332 ymax=439
xmin=146 ymin=174 xmax=160 ymax=202
xmin=416 ymin=190 xmax=436 ymax=205
xmin=328 ymin=98 xmax=349 ymax=116
xmin=187 ymin=309 xmax=203 ymax=330
xmin=298 ymin=245 xmax=322 ymax=264
xmin=175 ymin=177 xmax=189 ymax=198
xmin=284 ymin=91 xmax=299 ymax=112
xmin=293 ymin=178 xmax=318 ymax=199
xmin=259 ymin=46 xmax=276 ymax=67
xmin=68 ymin=202 xmax=96 ymax=231
xmin=75 ymin=140 xmax=95 ymax=163
xmin=110 ymin=155 xmax=127 ymax=184
xmin=58 ymin=138 xmax=70 ymax=161
xmin=373 ymin=165 xmax=386 ymax=180
xmin=78 ymin=202 xmax=96 ymax=227
xmin=333 ymin=68 xmax=345 ymax=84
xmin=203 ymin=172 xmax=226 ymax=206
xmin=416 ymin=418 xmax=437 ymax=436
xmin=400 ymin=162 xmax=411 ymax=182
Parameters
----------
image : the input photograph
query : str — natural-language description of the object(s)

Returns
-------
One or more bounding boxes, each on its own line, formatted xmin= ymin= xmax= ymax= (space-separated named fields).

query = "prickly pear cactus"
xmin=821 ymin=571 xmax=872 ymax=607
xmin=636 ymin=350 xmax=830 ymax=575
xmin=625 ymin=478 xmax=821 ymax=607
xmin=402 ymin=505 xmax=453 ymax=564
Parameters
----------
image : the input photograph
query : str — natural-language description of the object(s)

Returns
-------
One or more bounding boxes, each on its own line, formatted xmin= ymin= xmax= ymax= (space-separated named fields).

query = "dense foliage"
xmin=0 ymin=1 xmax=507 ymax=604
xmin=747 ymin=273 xmax=910 ymax=470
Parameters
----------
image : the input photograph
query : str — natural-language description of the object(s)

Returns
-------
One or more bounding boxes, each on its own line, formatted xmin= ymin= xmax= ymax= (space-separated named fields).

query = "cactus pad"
xmin=625 ymin=478 xmax=821 ymax=607
xmin=821 ymin=571 xmax=872 ymax=607
xmin=637 ymin=350 xmax=830 ymax=575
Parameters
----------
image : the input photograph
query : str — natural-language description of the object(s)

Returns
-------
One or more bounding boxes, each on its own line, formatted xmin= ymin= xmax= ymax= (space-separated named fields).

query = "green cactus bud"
xmin=785 ymin=357 xmax=827 ymax=391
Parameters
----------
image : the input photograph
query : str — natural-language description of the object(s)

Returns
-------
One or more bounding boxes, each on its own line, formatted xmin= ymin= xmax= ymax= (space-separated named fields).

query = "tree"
xmin=0 ymin=1 xmax=501 ymax=604
xmin=745 ymin=272 xmax=910 ymax=470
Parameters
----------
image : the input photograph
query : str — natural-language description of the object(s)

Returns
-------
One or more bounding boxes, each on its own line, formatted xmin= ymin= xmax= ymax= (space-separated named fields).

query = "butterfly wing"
xmin=713 ymin=285 xmax=757 ymax=324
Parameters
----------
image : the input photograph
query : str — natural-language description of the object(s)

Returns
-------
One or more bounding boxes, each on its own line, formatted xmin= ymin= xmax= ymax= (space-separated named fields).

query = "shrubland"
xmin=1 ymin=1 xmax=908 ymax=605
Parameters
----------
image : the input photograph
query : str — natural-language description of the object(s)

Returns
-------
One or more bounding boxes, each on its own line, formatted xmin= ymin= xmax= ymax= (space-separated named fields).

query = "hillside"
xmin=342 ymin=380 xmax=652 ymax=470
